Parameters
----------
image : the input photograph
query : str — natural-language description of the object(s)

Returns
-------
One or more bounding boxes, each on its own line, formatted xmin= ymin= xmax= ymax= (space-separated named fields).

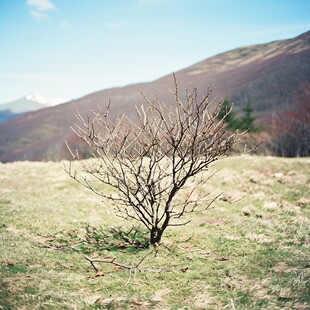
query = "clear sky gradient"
xmin=0 ymin=0 xmax=309 ymax=102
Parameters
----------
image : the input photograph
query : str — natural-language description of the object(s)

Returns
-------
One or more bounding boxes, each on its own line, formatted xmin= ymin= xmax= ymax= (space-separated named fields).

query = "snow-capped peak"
xmin=25 ymin=94 xmax=71 ymax=106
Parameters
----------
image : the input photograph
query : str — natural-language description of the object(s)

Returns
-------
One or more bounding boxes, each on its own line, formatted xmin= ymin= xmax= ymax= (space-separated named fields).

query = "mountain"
xmin=0 ymin=110 xmax=17 ymax=123
xmin=0 ymin=95 xmax=71 ymax=123
xmin=0 ymin=31 xmax=309 ymax=162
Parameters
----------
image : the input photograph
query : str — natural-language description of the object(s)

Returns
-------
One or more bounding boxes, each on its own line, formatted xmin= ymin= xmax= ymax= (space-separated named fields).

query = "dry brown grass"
xmin=0 ymin=155 xmax=309 ymax=309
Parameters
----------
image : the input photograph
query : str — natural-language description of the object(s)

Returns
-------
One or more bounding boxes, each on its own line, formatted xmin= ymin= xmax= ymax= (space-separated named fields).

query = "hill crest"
xmin=0 ymin=30 xmax=309 ymax=162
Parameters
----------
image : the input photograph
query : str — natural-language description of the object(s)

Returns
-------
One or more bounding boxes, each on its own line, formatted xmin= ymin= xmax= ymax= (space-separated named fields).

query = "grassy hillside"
xmin=1 ymin=31 xmax=310 ymax=162
xmin=0 ymin=156 xmax=309 ymax=309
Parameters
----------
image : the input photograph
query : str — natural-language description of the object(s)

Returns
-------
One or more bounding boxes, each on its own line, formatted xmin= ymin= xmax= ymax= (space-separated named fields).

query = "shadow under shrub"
xmin=38 ymin=225 xmax=150 ymax=254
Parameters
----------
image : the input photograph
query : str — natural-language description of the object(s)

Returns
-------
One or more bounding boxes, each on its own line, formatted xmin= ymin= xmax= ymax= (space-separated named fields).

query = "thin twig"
xmin=84 ymin=255 xmax=100 ymax=272
xmin=84 ymin=250 xmax=152 ymax=273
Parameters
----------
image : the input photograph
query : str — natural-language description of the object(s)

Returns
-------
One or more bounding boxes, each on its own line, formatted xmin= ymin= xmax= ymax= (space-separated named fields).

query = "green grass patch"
xmin=0 ymin=156 xmax=309 ymax=309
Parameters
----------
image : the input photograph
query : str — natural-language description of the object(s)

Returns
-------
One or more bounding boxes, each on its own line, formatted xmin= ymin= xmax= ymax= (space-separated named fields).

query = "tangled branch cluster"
xmin=66 ymin=75 xmax=242 ymax=244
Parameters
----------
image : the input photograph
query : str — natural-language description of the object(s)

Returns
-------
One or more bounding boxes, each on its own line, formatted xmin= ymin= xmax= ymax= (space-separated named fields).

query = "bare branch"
xmin=66 ymin=74 xmax=243 ymax=245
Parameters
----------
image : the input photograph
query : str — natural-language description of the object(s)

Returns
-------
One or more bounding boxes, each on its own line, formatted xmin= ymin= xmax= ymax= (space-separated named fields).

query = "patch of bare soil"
xmin=194 ymin=287 xmax=213 ymax=308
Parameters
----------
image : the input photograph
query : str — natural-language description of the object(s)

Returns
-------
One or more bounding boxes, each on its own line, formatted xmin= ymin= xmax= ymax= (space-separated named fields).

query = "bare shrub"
xmin=270 ymin=84 xmax=310 ymax=157
xmin=65 ymin=75 xmax=242 ymax=245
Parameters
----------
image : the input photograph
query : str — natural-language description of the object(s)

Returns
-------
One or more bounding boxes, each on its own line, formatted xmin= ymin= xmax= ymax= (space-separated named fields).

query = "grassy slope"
xmin=0 ymin=156 xmax=309 ymax=309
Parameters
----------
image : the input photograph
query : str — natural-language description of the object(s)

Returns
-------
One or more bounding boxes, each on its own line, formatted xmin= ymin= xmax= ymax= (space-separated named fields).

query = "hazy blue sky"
xmin=0 ymin=0 xmax=309 ymax=102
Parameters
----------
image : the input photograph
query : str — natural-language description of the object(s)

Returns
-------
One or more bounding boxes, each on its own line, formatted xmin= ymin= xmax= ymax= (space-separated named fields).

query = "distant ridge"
xmin=0 ymin=31 xmax=309 ymax=162
xmin=0 ymin=95 xmax=71 ymax=123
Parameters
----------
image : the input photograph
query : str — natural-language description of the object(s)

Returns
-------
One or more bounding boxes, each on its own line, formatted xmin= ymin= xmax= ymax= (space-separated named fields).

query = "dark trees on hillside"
xmin=241 ymin=103 xmax=259 ymax=133
xmin=218 ymin=99 xmax=261 ymax=132
xmin=217 ymin=99 xmax=241 ymax=131
xmin=271 ymin=84 xmax=310 ymax=157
